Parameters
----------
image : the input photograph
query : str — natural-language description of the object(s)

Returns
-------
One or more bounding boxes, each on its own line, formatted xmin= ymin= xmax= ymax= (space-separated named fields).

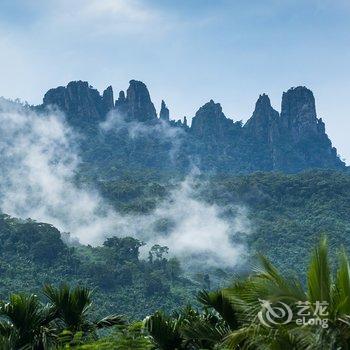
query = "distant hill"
xmin=35 ymin=80 xmax=345 ymax=177
xmin=1 ymin=170 xmax=350 ymax=318
xmin=0 ymin=81 xmax=349 ymax=319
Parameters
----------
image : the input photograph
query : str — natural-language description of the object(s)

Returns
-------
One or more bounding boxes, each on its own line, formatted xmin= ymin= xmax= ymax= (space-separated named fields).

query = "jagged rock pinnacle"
xmin=281 ymin=86 xmax=318 ymax=137
xmin=122 ymin=80 xmax=157 ymax=122
xmin=43 ymin=80 xmax=109 ymax=125
xmin=244 ymin=93 xmax=279 ymax=144
xmin=102 ymin=86 xmax=114 ymax=114
xmin=190 ymin=100 xmax=235 ymax=141
xmin=160 ymin=100 xmax=170 ymax=121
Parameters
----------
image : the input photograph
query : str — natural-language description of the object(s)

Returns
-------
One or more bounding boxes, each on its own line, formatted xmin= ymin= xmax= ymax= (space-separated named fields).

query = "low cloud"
xmin=100 ymin=110 xmax=185 ymax=163
xmin=0 ymin=99 xmax=119 ymax=244
xmin=100 ymin=110 xmax=183 ymax=138
xmin=131 ymin=173 xmax=251 ymax=268
xmin=0 ymin=100 xmax=250 ymax=269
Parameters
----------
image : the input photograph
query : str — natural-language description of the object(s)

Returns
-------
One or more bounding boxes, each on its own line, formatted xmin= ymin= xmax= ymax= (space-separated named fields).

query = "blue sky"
xmin=1 ymin=0 xmax=350 ymax=162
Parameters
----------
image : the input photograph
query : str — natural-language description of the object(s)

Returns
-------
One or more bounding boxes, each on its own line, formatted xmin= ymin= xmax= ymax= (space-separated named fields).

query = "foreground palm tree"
xmin=0 ymin=294 xmax=57 ymax=349
xmin=145 ymin=238 xmax=350 ymax=350
xmin=144 ymin=311 xmax=184 ymax=349
xmin=0 ymin=285 xmax=125 ymax=349
xmin=43 ymin=284 xmax=125 ymax=336
xmin=145 ymin=306 xmax=231 ymax=349
xmin=217 ymin=238 xmax=350 ymax=349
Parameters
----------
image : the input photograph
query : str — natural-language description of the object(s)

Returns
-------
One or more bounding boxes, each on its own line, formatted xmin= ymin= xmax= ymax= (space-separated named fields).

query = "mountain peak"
xmin=42 ymin=81 xmax=109 ymax=125
xmin=252 ymin=93 xmax=277 ymax=116
xmin=160 ymin=100 xmax=170 ymax=121
xmin=244 ymin=93 xmax=279 ymax=144
xmin=102 ymin=86 xmax=114 ymax=114
xmin=118 ymin=90 xmax=126 ymax=101
xmin=256 ymin=93 xmax=271 ymax=106
xmin=123 ymin=80 xmax=157 ymax=122
xmin=39 ymin=80 xmax=345 ymax=172
xmin=281 ymin=86 xmax=316 ymax=123
xmin=190 ymin=100 xmax=234 ymax=141
xmin=200 ymin=99 xmax=223 ymax=113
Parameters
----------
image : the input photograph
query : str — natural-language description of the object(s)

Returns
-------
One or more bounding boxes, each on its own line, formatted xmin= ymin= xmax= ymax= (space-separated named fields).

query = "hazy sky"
xmin=1 ymin=0 xmax=350 ymax=162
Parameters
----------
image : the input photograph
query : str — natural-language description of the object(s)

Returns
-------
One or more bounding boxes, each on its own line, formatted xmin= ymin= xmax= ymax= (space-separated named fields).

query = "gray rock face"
xmin=245 ymin=93 xmax=279 ymax=144
xmin=102 ymin=86 xmax=114 ymax=115
xmin=270 ymin=86 xmax=343 ymax=171
xmin=280 ymin=86 xmax=319 ymax=140
xmin=43 ymin=81 xmax=113 ymax=125
xmin=43 ymin=80 xmax=157 ymax=125
xmin=40 ymin=80 xmax=345 ymax=173
xmin=159 ymin=100 xmax=170 ymax=121
xmin=115 ymin=90 xmax=128 ymax=116
xmin=118 ymin=80 xmax=157 ymax=122
xmin=190 ymin=100 xmax=236 ymax=142
xmin=117 ymin=90 xmax=126 ymax=103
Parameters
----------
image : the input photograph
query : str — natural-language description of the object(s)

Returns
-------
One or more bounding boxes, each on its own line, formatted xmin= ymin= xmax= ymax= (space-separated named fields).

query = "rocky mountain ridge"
xmin=38 ymin=80 xmax=345 ymax=174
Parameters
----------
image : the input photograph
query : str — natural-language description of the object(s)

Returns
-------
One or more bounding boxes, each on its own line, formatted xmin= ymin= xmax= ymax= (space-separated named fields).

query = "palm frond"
xmin=43 ymin=284 xmax=92 ymax=332
xmin=334 ymin=247 xmax=350 ymax=316
xmin=95 ymin=314 xmax=126 ymax=329
xmin=307 ymin=237 xmax=331 ymax=304
xmin=197 ymin=290 xmax=239 ymax=329
xmin=144 ymin=311 xmax=183 ymax=350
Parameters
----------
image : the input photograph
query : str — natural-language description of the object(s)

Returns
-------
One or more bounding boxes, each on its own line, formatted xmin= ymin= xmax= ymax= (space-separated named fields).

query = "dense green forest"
xmin=0 ymin=4 xmax=349 ymax=348
xmin=0 ymin=214 xmax=197 ymax=320
xmin=1 ymin=170 xmax=350 ymax=324
xmin=97 ymin=169 xmax=350 ymax=273
xmin=1 ymin=239 xmax=350 ymax=349
xmin=205 ymin=170 xmax=350 ymax=274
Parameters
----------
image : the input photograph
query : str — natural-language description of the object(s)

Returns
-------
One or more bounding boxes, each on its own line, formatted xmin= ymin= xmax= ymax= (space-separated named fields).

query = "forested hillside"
xmin=37 ymin=80 xmax=345 ymax=175
xmin=1 ymin=171 xmax=350 ymax=321
xmin=205 ymin=171 xmax=350 ymax=274
xmin=0 ymin=80 xmax=349 ymax=349
xmin=97 ymin=169 xmax=350 ymax=274
xmin=0 ymin=214 xmax=196 ymax=320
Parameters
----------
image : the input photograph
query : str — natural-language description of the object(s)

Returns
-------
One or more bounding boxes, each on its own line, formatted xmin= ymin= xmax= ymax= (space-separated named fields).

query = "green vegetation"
xmin=1 ymin=239 xmax=350 ymax=349
xmin=0 ymin=284 xmax=124 ymax=349
xmin=1 ymin=170 xmax=350 ymax=348
xmin=146 ymin=238 xmax=350 ymax=349
xmin=97 ymin=169 xmax=350 ymax=273
xmin=0 ymin=214 xmax=196 ymax=320
xmin=205 ymin=170 xmax=350 ymax=273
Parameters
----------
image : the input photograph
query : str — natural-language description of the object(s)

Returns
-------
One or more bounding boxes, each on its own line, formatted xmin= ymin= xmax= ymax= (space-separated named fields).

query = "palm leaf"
xmin=197 ymin=290 xmax=239 ymax=329
xmin=144 ymin=311 xmax=183 ymax=350
xmin=95 ymin=314 xmax=126 ymax=329
xmin=334 ymin=247 xmax=350 ymax=316
xmin=43 ymin=284 xmax=92 ymax=332
xmin=307 ymin=237 xmax=331 ymax=304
